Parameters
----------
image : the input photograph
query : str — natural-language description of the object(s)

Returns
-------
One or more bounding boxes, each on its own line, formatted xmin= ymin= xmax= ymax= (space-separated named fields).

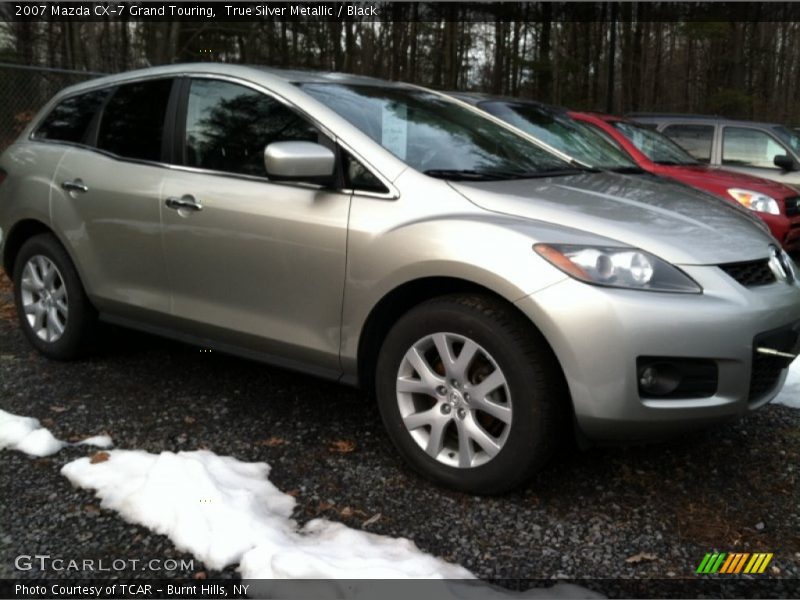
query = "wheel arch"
xmin=355 ymin=276 xmax=569 ymax=401
xmin=3 ymin=219 xmax=54 ymax=276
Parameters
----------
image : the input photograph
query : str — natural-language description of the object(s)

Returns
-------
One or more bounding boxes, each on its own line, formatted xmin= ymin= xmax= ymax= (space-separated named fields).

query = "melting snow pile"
xmin=1 ymin=408 xmax=600 ymax=595
xmin=773 ymin=359 xmax=800 ymax=409
xmin=61 ymin=449 xmax=600 ymax=597
xmin=0 ymin=409 xmax=66 ymax=456
xmin=0 ymin=409 xmax=112 ymax=456
xmin=61 ymin=449 xmax=472 ymax=577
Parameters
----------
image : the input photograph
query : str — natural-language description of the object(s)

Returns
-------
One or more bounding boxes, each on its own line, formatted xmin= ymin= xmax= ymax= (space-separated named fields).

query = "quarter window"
xmin=662 ymin=124 xmax=714 ymax=163
xmin=34 ymin=89 xmax=111 ymax=144
xmin=97 ymin=79 xmax=174 ymax=162
xmin=343 ymin=152 xmax=388 ymax=193
xmin=184 ymin=79 xmax=320 ymax=177
xmin=722 ymin=127 xmax=788 ymax=169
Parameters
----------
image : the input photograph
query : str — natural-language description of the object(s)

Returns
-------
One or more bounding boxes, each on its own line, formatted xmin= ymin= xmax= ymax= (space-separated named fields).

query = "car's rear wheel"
xmin=375 ymin=294 xmax=567 ymax=494
xmin=13 ymin=233 xmax=97 ymax=359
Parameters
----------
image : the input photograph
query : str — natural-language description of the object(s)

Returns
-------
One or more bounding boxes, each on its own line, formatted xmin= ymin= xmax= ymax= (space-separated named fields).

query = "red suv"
xmin=571 ymin=112 xmax=800 ymax=252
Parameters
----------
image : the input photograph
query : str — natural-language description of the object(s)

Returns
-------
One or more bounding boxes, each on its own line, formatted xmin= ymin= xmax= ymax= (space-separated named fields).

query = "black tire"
xmin=375 ymin=294 xmax=567 ymax=495
xmin=13 ymin=233 xmax=97 ymax=359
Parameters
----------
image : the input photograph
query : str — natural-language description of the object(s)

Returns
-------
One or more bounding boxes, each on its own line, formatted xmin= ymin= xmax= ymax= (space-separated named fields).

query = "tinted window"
xmin=772 ymin=125 xmax=800 ymax=155
xmin=662 ymin=124 xmax=714 ymax=162
xmin=34 ymin=89 xmax=110 ymax=143
xmin=97 ymin=79 xmax=173 ymax=161
xmin=479 ymin=101 xmax=636 ymax=170
xmin=343 ymin=152 xmax=388 ymax=193
xmin=613 ymin=121 xmax=698 ymax=165
xmin=299 ymin=83 xmax=569 ymax=179
xmin=722 ymin=127 xmax=787 ymax=169
xmin=185 ymin=79 xmax=320 ymax=177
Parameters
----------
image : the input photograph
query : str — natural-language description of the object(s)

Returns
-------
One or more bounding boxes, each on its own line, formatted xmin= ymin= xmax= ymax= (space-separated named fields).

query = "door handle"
xmin=61 ymin=179 xmax=88 ymax=193
xmin=165 ymin=195 xmax=203 ymax=212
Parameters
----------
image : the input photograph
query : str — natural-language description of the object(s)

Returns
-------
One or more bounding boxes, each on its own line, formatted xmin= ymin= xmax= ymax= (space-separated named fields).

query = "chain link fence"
xmin=0 ymin=63 xmax=106 ymax=153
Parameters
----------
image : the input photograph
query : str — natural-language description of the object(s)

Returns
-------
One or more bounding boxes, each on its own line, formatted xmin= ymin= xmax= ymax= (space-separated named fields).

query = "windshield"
xmin=480 ymin=101 xmax=636 ymax=170
xmin=772 ymin=125 xmax=800 ymax=155
xmin=298 ymin=84 xmax=573 ymax=180
xmin=612 ymin=121 xmax=699 ymax=165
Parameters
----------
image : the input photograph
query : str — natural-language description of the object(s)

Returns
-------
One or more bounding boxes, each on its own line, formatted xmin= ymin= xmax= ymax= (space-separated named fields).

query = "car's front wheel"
xmin=13 ymin=233 xmax=98 ymax=359
xmin=375 ymin=294 xmax=567 ymax=494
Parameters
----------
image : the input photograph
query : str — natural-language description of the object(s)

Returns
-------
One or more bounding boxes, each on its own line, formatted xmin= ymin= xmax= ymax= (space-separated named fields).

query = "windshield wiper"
xmin=423 ymin=169 xmax=514 ymax=181
xmin=607 ymin=166 xmax=646 ymax=174
xmin=654 ymin=160 xmax=698 ymax=166
xmin=424 ymin=166 xmax=588 ymax=181
xmin=515 ymin=167 xmax=589 ymax=178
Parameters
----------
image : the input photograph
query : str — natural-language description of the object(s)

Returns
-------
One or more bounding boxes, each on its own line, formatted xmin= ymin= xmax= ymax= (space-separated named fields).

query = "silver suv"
xmin=630 ymin=113 xmax=800 ymax=187
xmin=1 ymin=65 xmax=799 ymax=494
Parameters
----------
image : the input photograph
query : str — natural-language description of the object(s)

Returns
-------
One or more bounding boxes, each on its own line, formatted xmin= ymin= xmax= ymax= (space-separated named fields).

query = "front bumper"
xmin=514 ymin=264 xmax=800 ymax=441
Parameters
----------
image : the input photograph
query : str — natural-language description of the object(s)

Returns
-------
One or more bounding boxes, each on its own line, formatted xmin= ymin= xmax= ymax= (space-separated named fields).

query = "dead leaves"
xmin=362 ymin=513 xmax=382 ymax=527
xmin=0 ymin=272 xmax=16 ymax=323
xmin=625 ymin=552 xmax=657 ymax=564
xmin=258 ymin=436 xmax=287 ymax=447
xmin=90 ymin=451 xmax=110 ymax=464
xmin=312 ymin=501 xmax=381 ymax=528
xmin=328 ymin=439 xmax=356 ymax=454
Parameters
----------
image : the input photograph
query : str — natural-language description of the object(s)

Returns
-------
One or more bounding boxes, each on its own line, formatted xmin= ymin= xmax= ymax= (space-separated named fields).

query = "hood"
xmin=661 ymin=165 xmax=797 ymax=199
xmin=450 ymin=172 xmax=775 ymax=265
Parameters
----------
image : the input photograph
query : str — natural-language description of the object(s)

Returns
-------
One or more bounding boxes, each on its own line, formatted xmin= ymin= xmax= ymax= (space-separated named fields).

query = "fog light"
xmin=637 ymin=357 xmax=719 ymax=399
xmin=638 ymin=367 xmax=653 ymax=388
xmin=637 ymin=362 xmax=681 ymax=396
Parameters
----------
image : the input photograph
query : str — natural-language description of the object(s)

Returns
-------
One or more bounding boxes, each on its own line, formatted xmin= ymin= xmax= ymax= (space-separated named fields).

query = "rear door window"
xmin=97 ymin=78 xmax=174 ymax=162
xmin=722 ymin=127 xmax=788 ymax=169
xmin=34 ymin=89 xmax=111 ymax=144
xmin=661 ymin=124 xmax=714 ymax=163
xmin=183 ymin=78 xmax=321 ymax=177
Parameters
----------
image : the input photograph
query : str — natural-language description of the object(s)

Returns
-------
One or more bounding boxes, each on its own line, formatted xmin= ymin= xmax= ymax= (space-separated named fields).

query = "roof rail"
xmin=626 ymin=112 xmax=720 ymax=119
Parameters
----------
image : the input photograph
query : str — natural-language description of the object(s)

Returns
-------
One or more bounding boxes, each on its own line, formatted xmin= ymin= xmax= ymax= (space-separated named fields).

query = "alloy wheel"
xmin=396 ymin=332 xmax=512 ymax=468
xmin=20 ymin=255 xmax=69 ymax=343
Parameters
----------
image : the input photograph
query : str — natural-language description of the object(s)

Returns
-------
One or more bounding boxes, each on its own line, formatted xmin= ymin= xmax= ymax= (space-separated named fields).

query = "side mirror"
xmin=264 ymin=141 xmax=335 ymax=183
xmin=773 ymin=154 xmax=796 ymax=172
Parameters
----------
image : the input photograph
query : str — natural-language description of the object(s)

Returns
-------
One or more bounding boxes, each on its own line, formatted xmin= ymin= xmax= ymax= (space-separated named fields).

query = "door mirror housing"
xmin=264 ymin=141 xmax=336 ymax=184
xmin=773 ymin=153 xmax=796 ymax=171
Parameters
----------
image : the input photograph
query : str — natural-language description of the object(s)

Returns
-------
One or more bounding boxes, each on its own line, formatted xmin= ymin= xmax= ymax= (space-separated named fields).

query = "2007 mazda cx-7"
xmin=1 ymin=64 xmax=798 ymax=493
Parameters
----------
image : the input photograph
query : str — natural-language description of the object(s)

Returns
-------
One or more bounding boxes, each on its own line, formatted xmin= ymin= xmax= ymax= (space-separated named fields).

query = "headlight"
xmin=534 ymin=244 xmax=702 ymax=293
xmin=727 ymin=188 xmax=780 ymax=215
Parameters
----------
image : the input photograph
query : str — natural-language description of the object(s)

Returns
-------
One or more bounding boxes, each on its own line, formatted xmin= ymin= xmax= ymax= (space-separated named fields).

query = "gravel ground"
xmin=0 ymin=271 xmax=798 ymax=598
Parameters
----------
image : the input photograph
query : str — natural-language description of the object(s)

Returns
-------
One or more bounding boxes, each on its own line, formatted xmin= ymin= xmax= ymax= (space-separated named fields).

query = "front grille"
xmin=719 ymin=259 xmax=776 ymax=287
xmin=785 ymin=196 xmax=800 ymax=217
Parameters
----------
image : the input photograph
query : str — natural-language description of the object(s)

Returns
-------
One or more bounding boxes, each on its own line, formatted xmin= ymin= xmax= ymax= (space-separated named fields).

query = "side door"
xmin=51 ymin=78 xmax=176 ymax=319
xmin=719 ymin=125 xmax=800 ymax=185
xmin=160 ymin=77 xmax=351 ymax=374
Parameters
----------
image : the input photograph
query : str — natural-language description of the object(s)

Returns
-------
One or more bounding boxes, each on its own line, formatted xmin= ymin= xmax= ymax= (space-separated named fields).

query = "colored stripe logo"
xmin=696 ymin=552 xmax=773 ymax=574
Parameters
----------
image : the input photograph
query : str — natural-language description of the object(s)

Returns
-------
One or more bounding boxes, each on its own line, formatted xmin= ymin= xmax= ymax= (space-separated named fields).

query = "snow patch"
xmin=0 ymin=409 xmax=114 ymax=456
xmin=61 ymin=449 xmax=602 ymax=597
xmin=0 ymin=409 xmax=65 ymax=456
xmin=76 ymin=435 xmax=114 ymax=449
xmin=61 ymin=449 xmax=469 ymax=577
xmin=773 ymin=359 xmax=800 ymax=408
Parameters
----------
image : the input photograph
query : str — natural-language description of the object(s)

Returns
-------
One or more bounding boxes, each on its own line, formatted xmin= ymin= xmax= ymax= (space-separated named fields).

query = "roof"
xmin=255 ymin=66 xmax=411 ymax=87
xmin=54 ymin=63 xmax=413 ymax=98
xmin=446 ymin=91 xmax=564 ymax=114
xmin=569 ymin=111 xmax=625 ymax=123
xmin=628 ymin=112 xmax=784 ymax=128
